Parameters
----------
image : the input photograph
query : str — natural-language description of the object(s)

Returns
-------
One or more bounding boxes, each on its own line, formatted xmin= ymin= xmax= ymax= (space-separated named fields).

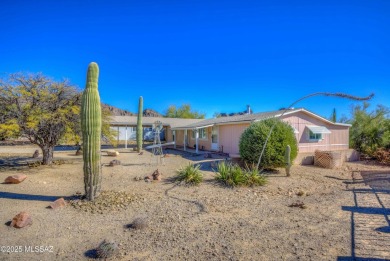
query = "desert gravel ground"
xmin=0 ymin=145 xmax=389 ymax=261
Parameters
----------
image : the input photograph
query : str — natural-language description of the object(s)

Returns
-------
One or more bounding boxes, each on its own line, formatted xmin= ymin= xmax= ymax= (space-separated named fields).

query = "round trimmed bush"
xmin=239 ymin=119 xmax=298 ymax=168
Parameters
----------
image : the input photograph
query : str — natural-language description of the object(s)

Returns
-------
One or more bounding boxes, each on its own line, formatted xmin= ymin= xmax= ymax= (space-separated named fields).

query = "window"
xmin=199 ymin=129 xmax=206 ymax=139
xmin=306 ymin=125 xmax=330 ymax=141
xmin=309 ymin=131 xmax=322 ymax=140
xmin=192 ymin=128 xmax=207 ymax=139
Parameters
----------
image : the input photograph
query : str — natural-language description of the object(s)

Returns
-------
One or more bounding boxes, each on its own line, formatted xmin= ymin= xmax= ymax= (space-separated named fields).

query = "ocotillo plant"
xmin=137 ymin=96 xmax=143 ymax=152
xmin=81 ymin=62 xmax=102 ymax=201
xmin=285 ymin=145 xmax=291 ymax=176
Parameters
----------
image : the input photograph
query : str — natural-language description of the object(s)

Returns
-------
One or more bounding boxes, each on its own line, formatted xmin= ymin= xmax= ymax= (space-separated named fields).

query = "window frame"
xmin=191 ymin=128 xmax=207 ymax=140
xmin=308 ymin=130 xmax=322 ymax=141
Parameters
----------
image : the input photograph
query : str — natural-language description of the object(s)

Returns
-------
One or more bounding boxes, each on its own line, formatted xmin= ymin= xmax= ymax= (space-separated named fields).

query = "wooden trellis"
xmin=314 ymin=150 xmax=342 ymax=169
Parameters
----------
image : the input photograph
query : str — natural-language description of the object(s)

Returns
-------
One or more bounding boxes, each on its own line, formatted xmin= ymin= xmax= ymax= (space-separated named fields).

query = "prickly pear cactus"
xmin=285 ymin=145 xmax=291 ymax=176
xmin=81 ymin=62 xmax=102 ymax=201
xmin=137 ymin=96 xmax=143 ymax=152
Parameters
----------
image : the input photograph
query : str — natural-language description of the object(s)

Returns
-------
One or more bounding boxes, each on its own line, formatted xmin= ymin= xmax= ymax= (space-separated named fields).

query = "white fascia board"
xmin=276 ymin=109 xmax=352 ymax=127
xmin=172 ymin=124 xmax=214 ymax=130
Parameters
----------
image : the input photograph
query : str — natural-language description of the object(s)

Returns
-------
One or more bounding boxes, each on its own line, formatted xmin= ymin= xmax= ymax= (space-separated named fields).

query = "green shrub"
xmin=239 ymin=119 xmax=298 ymax=168
xmin=176 ymin=163 xmax=203 ymax=185
xmin=215 ymin=161 xmax=267 ymax=187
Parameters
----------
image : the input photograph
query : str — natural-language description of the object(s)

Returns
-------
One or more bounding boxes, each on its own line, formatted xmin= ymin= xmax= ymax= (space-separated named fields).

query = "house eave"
xmin=276 ymin=108 xmax=352 ymax=127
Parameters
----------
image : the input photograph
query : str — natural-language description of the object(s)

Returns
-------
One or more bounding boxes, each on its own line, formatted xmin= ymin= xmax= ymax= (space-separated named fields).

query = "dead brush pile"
xmin=374 ymin=148 xmax=390 ymax=165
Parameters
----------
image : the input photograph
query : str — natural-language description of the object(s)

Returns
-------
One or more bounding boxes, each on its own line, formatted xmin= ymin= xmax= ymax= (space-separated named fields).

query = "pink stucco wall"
xmin=167 ymin=111 xmax=350 ymax=155
xmin=280 ymin=111 xmax=349 ymax=153
xmin=219 ymin=123 xmax=250 ymax=155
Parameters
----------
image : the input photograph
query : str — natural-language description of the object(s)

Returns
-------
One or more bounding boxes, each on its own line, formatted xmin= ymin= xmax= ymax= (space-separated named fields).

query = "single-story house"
xmin=110 ymin=116 xmax=203 ymax=146
xmin=110 ymin=108 xmax=356 ymax=163
xmin=167 ymin=108 xmax=354 ymax=159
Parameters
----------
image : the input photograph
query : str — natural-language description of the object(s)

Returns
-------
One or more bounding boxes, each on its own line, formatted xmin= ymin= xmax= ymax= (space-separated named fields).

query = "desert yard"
xmin=0 ymin=145 xmax=390 ymax=261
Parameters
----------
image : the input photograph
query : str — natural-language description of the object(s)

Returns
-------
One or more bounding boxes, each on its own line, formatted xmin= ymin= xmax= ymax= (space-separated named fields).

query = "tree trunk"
xmin=41 ymin=146 xmax=54 ymax=165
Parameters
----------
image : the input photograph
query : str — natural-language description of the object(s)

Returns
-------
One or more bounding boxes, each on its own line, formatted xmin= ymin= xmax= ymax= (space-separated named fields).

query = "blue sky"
xmin=0 ymin=0 xmax=388 ymax=119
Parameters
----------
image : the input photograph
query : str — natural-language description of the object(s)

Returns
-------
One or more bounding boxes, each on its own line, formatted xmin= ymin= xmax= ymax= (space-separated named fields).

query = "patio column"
xmin=195 ymin=129 xmax=199 ymax=154
xmin=125 ymin=125 xmax=128 ymax=149
xmin=117 ymin=126 xmax=120 ymax=145
xmin=184 ymin=129 xmax=187 ymax=151
xmin=173 ymin=130 xmax=176 ymax=149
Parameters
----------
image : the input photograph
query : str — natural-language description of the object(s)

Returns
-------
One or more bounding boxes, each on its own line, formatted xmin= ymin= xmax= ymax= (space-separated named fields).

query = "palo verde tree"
xmin=0 ymin=73 xmax=80 ymax=164
xmin=0 ymin=73 xmax=117 ymax=165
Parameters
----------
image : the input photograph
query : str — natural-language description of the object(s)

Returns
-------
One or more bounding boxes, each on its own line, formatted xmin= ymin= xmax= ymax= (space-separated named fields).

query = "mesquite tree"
xmin=81 ymin=62 xmax=102 ymax=201
xmin=137 ymin=96 xmax=143 ymax=152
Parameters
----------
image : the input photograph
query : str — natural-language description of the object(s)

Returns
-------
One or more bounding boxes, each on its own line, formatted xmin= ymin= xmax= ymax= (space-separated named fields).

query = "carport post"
xmin=125 ymin=125 xmax=128 ymax=149
xmin=195 ymin=129 xmax=199 ymax=154
xmin=117 ymin=126 xmax=120 ymax=145
xmin=184 ymin=129 xmax=187 ymax=151
xmin=173 ymin=130 xmax=176 ymax=149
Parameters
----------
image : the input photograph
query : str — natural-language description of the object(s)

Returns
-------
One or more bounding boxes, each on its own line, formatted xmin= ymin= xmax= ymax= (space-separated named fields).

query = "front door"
xmin=211 ymin=126 xmax=219 ymax=151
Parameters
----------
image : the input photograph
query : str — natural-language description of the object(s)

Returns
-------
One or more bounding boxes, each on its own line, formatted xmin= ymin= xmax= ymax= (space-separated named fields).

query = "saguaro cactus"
xmin=81 ymin=62 xmax=102 ymax=201
xmin=285 ymin=145 xmax=291 ymax=177
xmin=137 ymin=96 xmax=143 ymax=152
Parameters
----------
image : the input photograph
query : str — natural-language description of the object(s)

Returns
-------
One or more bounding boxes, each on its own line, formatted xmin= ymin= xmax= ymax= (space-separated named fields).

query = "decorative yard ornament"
xmin=150 ymin=120 xmax=165 ymax=165
xmin=256 ymin=92 xmax=374 ymax=170
xmin=81 ymin=62 xmax=102 ymax=201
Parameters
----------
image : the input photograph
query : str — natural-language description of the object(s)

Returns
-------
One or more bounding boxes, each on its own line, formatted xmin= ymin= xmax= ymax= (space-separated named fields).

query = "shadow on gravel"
xmin=0 ymin=157 xmax=35 ymax=169
xmin=0 ymin=192 xmax=72 ymax=202
xmin=339 ymin=170 xmax=390 ymax=261
xmin=342 ymin=206 xmax=390 ymax=215
xmin=338 ymin=257 xmax=390 ymax=261
xmin=84 ymin=249 xmax=98 ymax=259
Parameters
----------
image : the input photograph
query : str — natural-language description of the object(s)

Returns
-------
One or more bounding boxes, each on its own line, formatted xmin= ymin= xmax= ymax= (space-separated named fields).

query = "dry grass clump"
xmin=215 ymin=161 xmax=267 ymax=187
xmin=176 ymin=163 xmax=203 ymax=185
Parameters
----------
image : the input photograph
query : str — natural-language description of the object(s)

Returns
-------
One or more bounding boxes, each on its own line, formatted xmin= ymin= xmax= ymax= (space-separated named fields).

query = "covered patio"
xmin=171 ymin=123 xmax=216 ymax=154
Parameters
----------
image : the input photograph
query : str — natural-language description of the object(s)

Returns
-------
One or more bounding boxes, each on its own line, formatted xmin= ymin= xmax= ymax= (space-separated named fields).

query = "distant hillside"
xmin=102 ymin=103 xmax=135 ymax=116
xmin=102 ymin=104 xmax=162 ymax=117
xmin=143 ymin=108 xmax=162 ymax=117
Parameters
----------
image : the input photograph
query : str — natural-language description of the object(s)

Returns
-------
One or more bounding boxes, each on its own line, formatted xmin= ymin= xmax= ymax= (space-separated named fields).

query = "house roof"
xmin=171 ymin=108 xmax=351 ymax=130
xmin=171 ymin=110 xmax=287 ymax=129
xmin=110 ymin=116 xmax=203 ymax=128
xmin=110 ymin=108 xmax=351 ymax=130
